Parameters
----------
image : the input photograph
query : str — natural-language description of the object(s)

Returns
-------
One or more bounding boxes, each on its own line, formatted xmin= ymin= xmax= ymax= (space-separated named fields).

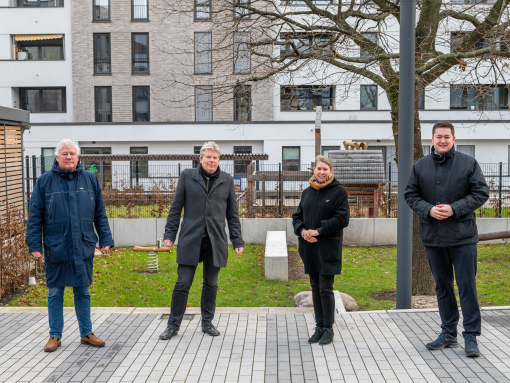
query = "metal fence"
xmin=23 ymin=156 xmax=510 ymax=219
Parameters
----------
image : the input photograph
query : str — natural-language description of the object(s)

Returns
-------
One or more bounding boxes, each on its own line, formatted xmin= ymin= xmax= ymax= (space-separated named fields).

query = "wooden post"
xmin=315 ymin=106 xmax=322 ymax=157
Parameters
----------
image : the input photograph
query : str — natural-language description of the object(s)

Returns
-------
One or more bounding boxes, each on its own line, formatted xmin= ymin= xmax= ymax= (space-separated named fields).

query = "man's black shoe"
xmin=319 ymin=328 xmax=334 ymax=346
xmin=426 ymin=331 xmax=459 ymax=350
xmin=159 ymin=327 xmax=178 ymax=340
xmin=308 ymin=327 xmax=324 ymax=344
xmin=202 ymin=323 xmax=220 ymax=336
xmin=464 ymin=335 xmax=480 ymax=358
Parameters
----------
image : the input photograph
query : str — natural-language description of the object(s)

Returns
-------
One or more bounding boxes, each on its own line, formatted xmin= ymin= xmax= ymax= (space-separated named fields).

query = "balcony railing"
xmin=133 ymin=111 xmax=150 ymax=122
xmin=95 ymin=111 xmax=112 ymax=122
xmin=93 ymin=5 xmax=110 ymax=21
xmin=15 ymin=0 xmax=64 ymax=7
xmin=132 ymin=4 xmax=148 ymax=20
xmin=94 ymin=58 xmax=111 ymax=74
xmin=132 ymin=58 xmax=149 ymax=74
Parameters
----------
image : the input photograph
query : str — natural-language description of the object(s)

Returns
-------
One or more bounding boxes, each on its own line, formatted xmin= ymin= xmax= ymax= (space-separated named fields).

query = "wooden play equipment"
xmin=329 ymin=145 xmax=385 ymax=218
xmin=132 ymin=239 xmax=171 ymax=272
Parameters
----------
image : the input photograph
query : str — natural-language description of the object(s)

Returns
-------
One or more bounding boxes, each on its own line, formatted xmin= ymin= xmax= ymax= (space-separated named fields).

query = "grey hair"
xmin=200 ymin=141 xmax=221 ymax=158
xmin=55 ymin=139 xmax=80 ymax=156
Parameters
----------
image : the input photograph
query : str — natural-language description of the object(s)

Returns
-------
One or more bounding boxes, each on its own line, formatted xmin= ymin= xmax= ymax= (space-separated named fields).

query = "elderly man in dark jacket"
xmin=405 ymin=121 xmax=489 ymax=358
xmin=26 ymin=139 xmax=114 ymax=352
xmin=159 ymin=142 xmax=244 ymax=340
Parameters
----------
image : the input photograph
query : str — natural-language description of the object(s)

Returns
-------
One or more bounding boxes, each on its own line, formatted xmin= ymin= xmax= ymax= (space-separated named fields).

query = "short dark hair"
xmin=432 ymin=121 xmax=455 ymax=136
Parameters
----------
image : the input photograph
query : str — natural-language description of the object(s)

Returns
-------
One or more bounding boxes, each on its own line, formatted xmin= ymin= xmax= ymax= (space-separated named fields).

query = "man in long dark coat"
xmin=26 ymin=139 xmax=114 ymax=352
xmin=405 ymin=121 xmax=489 ymax=358
xmin=159 ymin=142 xmax=244 ymax=340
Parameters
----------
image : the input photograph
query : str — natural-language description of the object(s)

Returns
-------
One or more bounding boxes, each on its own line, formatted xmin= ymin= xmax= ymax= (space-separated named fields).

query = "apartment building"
xmin=0 ymin=0 xmax=508 ymax=170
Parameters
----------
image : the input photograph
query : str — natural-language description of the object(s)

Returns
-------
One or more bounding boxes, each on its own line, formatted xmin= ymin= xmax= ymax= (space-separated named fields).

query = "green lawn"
xmin=8 ymin=244 xmax=510 ymax=310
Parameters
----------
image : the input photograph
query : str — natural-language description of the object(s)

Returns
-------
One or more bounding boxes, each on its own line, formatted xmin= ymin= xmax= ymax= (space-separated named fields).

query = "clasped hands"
xmin=301 ymin=229 xmax=319 ymax=243
xmin=430 ymin=204 xmax=453 ymax=220
xmin=163 ymin=239 xmax=244 ymax=255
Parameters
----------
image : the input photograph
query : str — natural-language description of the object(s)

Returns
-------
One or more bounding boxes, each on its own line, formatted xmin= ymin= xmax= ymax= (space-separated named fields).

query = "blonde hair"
xmin=200 ymin=141 xmax=221 ymax=158
xmin=55 ymin=139 xmax=80 ymax=156
xmin=314 ymin=155 xmax=333 ymax=170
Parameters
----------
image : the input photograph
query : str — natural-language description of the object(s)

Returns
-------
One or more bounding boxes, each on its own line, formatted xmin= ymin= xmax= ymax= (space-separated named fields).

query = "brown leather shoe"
xmin=44 ymin=337 xmax=61 ymax=352
xmin=80 ymin=333 xmax=105 ymax=347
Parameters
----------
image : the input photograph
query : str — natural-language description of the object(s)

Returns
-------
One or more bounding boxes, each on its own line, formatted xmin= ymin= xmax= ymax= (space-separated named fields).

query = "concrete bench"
xmin=265 ymin=231 xmax=288 ymax=281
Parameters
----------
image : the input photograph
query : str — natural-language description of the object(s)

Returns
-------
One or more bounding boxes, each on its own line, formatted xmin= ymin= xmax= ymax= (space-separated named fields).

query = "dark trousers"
xmin=167 ymin=237 xmax=220 ymax=330
xmin=309 ymin=273 xmax=335 ymax=328
xmin=425 ymin=244 xmax=481 ymax=337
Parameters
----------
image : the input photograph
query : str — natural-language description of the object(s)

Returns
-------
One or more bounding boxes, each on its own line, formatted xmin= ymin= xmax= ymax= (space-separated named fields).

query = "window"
xmin=194 ymin=0 xmax=211 ymax=20
xmin=133 ymin=86 xmax=150 ymax=122
xmin=321 ymin=146 xmax=340 ymax=157
xmin=450 ymin=85 xmax=510 ymax=110
xmin=281 ymin=86 xmax=334 ymax=111
xmin=130 ymin=147 xmax=148 ymax=179
xmin=192 ymin=146 xmax=201 ymax=168
xmin=132 ymin=0 xmax=149 ymax=20
xmin=41 ymin=148 xmax=55 ymax=173
xmin=360 ymin=85 xmax=377 ymax=110
xmin=234 ymin=0 xmax=250 ymax=19
xmin=15 ymin=0 xmax=64 ymax=7
xmin=132 ymin=33 xmax=149 ymax=74
xmin=81 ymin=147 xmax=111 ymax=187
xmin=194 ymin=32 xmax=212 ymax=74
xmin=20 ymin=87 xmax=66 ymax=113
xmin=234 ymin=85 xmax=251 ymax=121
xmin=15 ymin=36 xmax=64 ymax=61
xmin=360 ymin=32 xmax=377 ymax=58
xmin=234 ymin=146 xmax=252 ymax=176
xmin=457 ymin=145 xmax=475 ymax=158
xmin=234 ymin=33 xmax=251 ymax=74
xmin=195 ymin=86 xmax=213 ymax=121
xmin=451 ymin=32 xmax=490 ymax=54
xmin=93 ymin=0 xmax=110 ymax=21
xmin=93 ymin=33 xmax=111 ymax=74
xmin=422 ymin=145 xmax=430 ymax=155
xmin=283 ymin=147 xmax=300 ymax=171
xmin=95 ymin=87 xmax=112 ymax=122
xmin=418 ymin=89 xmax=425 ymax=110
xmin=280 ymin=33 xmax=332 ymax=58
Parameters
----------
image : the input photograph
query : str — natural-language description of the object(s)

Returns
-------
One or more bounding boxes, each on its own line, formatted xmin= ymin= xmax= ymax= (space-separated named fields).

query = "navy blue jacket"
xmin=26 ymin=160 xmax=114 ymax=287
xmin=404 ymin=148 xmax=489 ymax=247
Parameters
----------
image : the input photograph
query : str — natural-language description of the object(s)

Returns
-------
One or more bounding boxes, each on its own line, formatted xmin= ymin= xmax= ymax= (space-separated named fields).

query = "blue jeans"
xmin=48 ymin=286 xmax=93 ymax=338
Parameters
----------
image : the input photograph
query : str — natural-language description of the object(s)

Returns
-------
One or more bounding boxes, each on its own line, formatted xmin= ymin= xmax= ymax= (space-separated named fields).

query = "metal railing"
xmin=23 ymin=157 xmax=510 ymax=219
xmin=132 ymin=58 xmax=149 ymax=74
xmin=94 ymin=58 xmax=111 ymax=74
xmin=132 ymin=4 xmax=148 ymax=20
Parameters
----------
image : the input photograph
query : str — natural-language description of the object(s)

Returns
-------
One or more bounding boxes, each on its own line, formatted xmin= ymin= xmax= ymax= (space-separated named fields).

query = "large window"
xmin=360 ymin=85 xmax=377 ymax=110
xmin=93 ymin=33 xmax=111 ymax=74
xmin=279 ymin=33 xmax=331 ymax=58
xmin=234 ymin=0 xmax=250 ymax=19
xmin=194 ymin=32 xmax=212 ymax=74
xmin=133 ymin=86 xmax=150 ymax=122
xmin=360 ymin=32 xmax=378 ymax=58
xmin=234 ymin=146 xmax=252 ymax=176
xmin=457 ymin=145 xmax=475 ymax=158
xmin=132 ymin=33 xmax=149 ymax=74
xmin=194 ymin=0 xmax=211 ymax=20
xmin=93 ymin=0 xmax=110 ymax=21
xmin=81 ymin=147 xmax=111 ymax=187
xmin=15 ymin=36 xmax=64 ymax=60
xmin=450 ymin=85 xmax=510 ymax=110
xmin=130 ymin=147 xmax=148 ymax=179
xmin=132 ymin=0 xmax=149 ymax=20
xmin=233 ymin=33 xmax=251 ymax=74
xmin=281 ymin=86 xmax=334 ymax=111
xmin=283 ymin=147 xmax=300 ymax=171
xmin=451 ymin=32 xmax=490 ymax=55
xmin=15 ymin=0 xmax=64 ymax=7
xmin=234 ymin=85 xmax=251 ymax=121
xmin=95 ymin=87 xmax=112 ymax=122
xmin=195 ymin=86 xmax=213 ymax=121
xmin=41 ymin=148 xmax=56 ymax=173
xmin=20 ymin=87 xmax=66 ymax=113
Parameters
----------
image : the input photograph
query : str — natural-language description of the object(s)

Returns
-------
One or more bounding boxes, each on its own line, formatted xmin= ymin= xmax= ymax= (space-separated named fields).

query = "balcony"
xmin=94 ymin=58 xmax=111 ymax=74
xmin=13 ymin=35 xmax=64 ymax=61
xmin=12 ymin=0 xmax=64 ymax=7
xmin=132 ymin=58 xmax=149 ymax=74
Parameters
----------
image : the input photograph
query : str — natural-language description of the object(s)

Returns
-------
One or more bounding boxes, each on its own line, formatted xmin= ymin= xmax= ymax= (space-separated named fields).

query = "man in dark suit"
xmin=405 ymin=121 xmax=489 ymax=358
xmin=159 ymin=142 xmax=244 ymax=340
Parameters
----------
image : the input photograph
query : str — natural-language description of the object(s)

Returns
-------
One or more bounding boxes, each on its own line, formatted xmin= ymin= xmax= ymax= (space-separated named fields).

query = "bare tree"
xmin=155 ymin=0 xmax=510 ymax=294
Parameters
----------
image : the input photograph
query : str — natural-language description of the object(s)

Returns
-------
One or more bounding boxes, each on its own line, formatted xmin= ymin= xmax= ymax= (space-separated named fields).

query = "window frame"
xmin=234 ymin=85 xmax=252 ymax=122
xmin=279 ymin=32 xmax=332 ymax=58
xmin=194 ymin=32 xmax=213 ymax=74
xmin=92 ymin=0 xmax=111 ymax=22
xmin=93 ymin=33 xmax=111 ymax=75
xmin=195 ymin=85 xmax=213 ymax=122
xmin=233 ymin=146 xmax=252 ymax=176
xmin=280 ymin=85 xmax=335 ymax=111
xmin=282 ymin=146 xmax=300 ymax=172
xmin=194 ymin=0 xmax=212 ymax=21
xmin=360 ymin=32 xmax=378 ymax=59
xmin=132 ymin=86 xmax=151 ymax=122
xmin=131 ymin=32 xmax=150 ymax=75
xmin=192 ymin=146 xmax=202 ymax=168
xmin=41 ymin=147 xmax=56 ymax=174
xmin=234 ymin=0 xmax=251 ymax=19
xmin=233 ymin=32 xmax=251 ymax=74
xmin=360 ymin=84 xmax=378 ymax=110
xmin=131 ymin=0 xmax=149 ymax=21
xmin=19 ymin=87 xmax=67 ymax=113
xmin=130 ymin=146 xmax=149 ymax=179
xmin=94 ymin=86 xmax=112 ymax=122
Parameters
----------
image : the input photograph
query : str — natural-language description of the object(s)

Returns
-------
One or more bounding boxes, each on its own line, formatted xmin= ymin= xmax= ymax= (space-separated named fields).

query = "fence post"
xmin=388 ymin=162 xmax=391 ymax=218
xmin=25 ymin=155 xmax=31 ymax=205
xmin=279 ymin=163 xmax=282 ymax=218
xmin=40 ymin=154 xmax=45 ymax=175
xmin=499 ymin=162 xmax=503 ymax=218
xmin=135 ymin=160 xmax=139 ymax=186
xmin=31 ymin=155 xmax=37 ymax=190
xmin=178 ymin=163 xmax=181 ymax=176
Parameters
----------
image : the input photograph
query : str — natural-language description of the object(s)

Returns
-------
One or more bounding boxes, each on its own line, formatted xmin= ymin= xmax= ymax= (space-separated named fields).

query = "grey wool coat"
xmin=164 ymin=167 xmax=244 ymax=268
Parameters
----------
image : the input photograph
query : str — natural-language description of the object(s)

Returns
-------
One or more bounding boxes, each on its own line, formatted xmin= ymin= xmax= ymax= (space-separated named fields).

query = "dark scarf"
xmin=199 ymin=164 xmax=220 ymax=192
xmin=432 ymin=146 xmax=455 ymax=164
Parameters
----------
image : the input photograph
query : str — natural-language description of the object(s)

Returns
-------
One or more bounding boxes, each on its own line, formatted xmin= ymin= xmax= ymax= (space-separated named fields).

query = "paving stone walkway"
xmin=0 ymin=307 xmax=509 ymax=383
